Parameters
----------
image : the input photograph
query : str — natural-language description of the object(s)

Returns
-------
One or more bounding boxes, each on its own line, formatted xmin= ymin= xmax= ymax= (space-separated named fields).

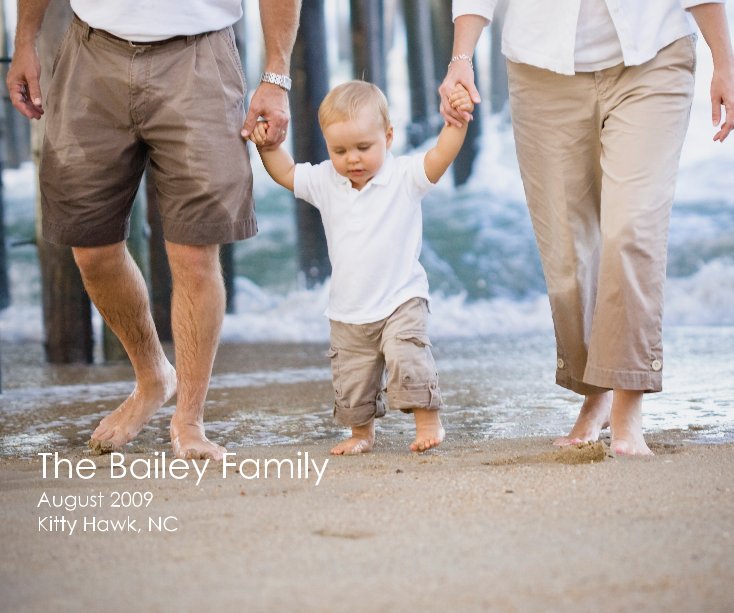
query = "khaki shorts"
xmin=327 ymin=298 xmax=443 ymax=427
xmin=40 ymin=15 xmax=256 ymax=247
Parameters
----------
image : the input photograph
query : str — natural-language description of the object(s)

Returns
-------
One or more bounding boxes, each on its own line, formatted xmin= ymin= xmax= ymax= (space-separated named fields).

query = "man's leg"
xmin=166 ymin=241 xmax=227 ymax=461
xmin=77 ymin=242 xmax=177 ymax=453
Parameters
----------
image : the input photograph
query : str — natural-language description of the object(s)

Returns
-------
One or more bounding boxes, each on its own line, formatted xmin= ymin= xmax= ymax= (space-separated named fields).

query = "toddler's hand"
xmin=450 ymin=84 xmax=475 ymax=117
xmin=248 ymin=120 xmax=269 ymax=147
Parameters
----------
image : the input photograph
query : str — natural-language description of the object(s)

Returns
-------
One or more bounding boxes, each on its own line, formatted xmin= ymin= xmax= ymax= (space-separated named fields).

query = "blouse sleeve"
xmin=679 ymin=0 xmax=725 ymax=7
xmin=452 ymin=0 xmax=497 ymax=23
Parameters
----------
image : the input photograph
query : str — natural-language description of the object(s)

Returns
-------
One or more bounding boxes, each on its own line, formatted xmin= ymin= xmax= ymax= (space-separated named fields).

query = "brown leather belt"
xmin=74 ymin=14 xmax=196 ymax=47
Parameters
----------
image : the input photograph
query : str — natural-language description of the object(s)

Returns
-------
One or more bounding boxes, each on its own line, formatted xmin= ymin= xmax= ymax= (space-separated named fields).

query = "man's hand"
xmin=241 ymin=82 xmax=290 ymax=150
xmin=6 ymin=42 xmax=44 ymax=119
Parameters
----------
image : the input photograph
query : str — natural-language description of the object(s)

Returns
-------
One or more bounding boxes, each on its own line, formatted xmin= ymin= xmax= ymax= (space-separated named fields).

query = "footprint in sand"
xmin=484 ymin=441 xmax=609 ymax=466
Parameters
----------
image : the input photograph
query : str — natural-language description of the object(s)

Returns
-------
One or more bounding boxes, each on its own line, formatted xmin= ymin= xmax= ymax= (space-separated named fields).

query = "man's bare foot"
xmin=610 ymin=390 xmax=653 ymax=456
xmin=411 ymin=408 xmax=444 ymax=452
xmin=89 ymin=361 xmax=177 ymax=454
xmin=170 ymin=419 xmax=227 ymax=461
xmin=331 ymin=420 xmax=375 ymax=455
xmin=554 ymin=391 xmax=612 ymax=446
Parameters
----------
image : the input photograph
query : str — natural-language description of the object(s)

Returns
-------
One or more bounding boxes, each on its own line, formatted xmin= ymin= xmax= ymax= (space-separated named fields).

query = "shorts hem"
xmin=387 ymin=386 xmax=442 ymax=411
xmin=162 ymin=215 xmax=257 ymax=245
xmin=42 ymin=218 xmax=129 ymax=247
xmin=42 ymin=216 xmax=258 ymax=247
xmin=333 ymin=400 xmax=386 ymax=427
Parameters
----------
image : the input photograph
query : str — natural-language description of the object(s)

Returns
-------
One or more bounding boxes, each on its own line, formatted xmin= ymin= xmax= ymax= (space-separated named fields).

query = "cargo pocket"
xmin=395 ymin=331 xmax=432 ymax=349
xmin=388 ymin=331 xmax=441 ymax=410
xmin=394 ymin=332 xmax=434 ymax=390
xmin=325 ymin=347 xmax=342 ymax=400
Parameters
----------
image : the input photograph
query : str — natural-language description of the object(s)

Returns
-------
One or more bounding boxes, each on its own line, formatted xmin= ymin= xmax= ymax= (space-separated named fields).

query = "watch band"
xmin=261 ymin=72 xmax=292 ymax=91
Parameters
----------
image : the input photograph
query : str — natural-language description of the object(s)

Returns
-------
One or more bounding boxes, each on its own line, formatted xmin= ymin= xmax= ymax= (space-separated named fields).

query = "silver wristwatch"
xmin=261 ymin=72 xmax=292 ymax=91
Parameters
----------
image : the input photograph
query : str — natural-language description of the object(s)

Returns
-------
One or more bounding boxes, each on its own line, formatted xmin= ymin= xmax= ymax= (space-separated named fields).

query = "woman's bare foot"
xmin=89 ymin=361 xmax=177 ymax=454
xmin=610 ymin=390 xmax=653 ymax=456
xmin=411 ymin=408 xmax=444 ymax=452
xmin=331 ymin=421 xmax=375 ymax=455
xmin=170 ymin=418 xmax=226 ymax=461
xmin=554 ymin=391 xmax=612 ymax=446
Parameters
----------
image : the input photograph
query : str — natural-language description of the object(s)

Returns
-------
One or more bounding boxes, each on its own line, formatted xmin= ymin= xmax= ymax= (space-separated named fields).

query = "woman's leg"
xmin=507 ymin=61 xmax=611 ymax=441
xmin=591 ymin=37 xmax=695 ymax=454
xmin=508 ymin=61 xmax=607 ymax=397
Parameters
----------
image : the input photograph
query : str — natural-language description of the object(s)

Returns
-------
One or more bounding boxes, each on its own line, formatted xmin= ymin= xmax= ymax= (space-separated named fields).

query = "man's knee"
xmin=72 ymin=243 xmax=126 ymax=279
xmin=166 ymin=242 xmax=222 ymax=286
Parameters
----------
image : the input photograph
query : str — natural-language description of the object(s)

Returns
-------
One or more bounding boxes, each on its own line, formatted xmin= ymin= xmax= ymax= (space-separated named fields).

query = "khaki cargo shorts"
xmin=40 ymin=15 xmax=256 ymax=247
xmin=327 ymin=297 xmax=443 ymax=427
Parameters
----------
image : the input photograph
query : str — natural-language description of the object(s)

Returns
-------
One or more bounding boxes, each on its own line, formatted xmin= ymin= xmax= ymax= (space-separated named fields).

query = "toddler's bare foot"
xmin=411 ymin=408 xmax=444 ymax=452
xmin=331 ymin=421 xmax=375 ymax=455
xmin=554 ymin=391 xmax=612 ymax=446
xmin=170 ymin=419 xmax=226 ymax=461
xmin=89 ymin=361 xmax=177 ymax=454
xmin=610 ymin=390 xmax=653 ymax=456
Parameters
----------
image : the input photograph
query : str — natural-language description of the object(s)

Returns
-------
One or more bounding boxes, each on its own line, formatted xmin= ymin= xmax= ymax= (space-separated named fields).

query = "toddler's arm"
xmin=424 ymin=84 xmax=475 ymax=184
xmin=249 ymin=121 xmax=296 ymax=192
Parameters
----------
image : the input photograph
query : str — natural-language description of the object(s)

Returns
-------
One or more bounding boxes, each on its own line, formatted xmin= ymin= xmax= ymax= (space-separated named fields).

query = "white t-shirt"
xmin=294 ymin=152 xmax=433 ymax=325
xmin=453 ymin=0 xmax=725 ymax=75
xmin=70 ymin=0 xmax=242 ymax=42
xmin=574 ymin=0 xmax=624 ymax=71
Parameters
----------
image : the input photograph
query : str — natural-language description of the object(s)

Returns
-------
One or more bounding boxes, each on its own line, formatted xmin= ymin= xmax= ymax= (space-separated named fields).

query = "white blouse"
xmin=574 ymin=0 xmax=624 ymax=71
xmin=453 ymin=0 xmax=726 ymax=75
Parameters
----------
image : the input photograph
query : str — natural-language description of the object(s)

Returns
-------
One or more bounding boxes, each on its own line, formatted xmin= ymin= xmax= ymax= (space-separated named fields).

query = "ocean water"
xmin=1 ymin=19 xmax=733 ymax=455
xmin=1 ymin=327 xmax=732 ymax=458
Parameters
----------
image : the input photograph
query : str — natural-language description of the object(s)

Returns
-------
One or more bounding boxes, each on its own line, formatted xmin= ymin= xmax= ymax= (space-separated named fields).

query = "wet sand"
xmin=2 ymin=334 xmax=733 ymax=611
xmin=3 ymin=332 xmax=733 ymax=457
xmin=2 ymin=433 xmax=733 ymax=612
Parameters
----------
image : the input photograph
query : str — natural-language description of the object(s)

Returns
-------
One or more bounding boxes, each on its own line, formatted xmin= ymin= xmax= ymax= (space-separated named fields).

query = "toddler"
xmin=250 ymin=80 xmax=474 ymax=454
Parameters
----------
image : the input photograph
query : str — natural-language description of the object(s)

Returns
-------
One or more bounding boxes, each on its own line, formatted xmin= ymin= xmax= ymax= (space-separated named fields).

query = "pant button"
xmin=651 ymin=359 xmax=662 ymax=371
xmin=557 ymin=358 xmax=565 ymax=369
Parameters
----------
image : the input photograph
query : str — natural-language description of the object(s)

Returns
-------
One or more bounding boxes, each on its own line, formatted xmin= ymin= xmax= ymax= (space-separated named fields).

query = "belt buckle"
xmin=127 ymin=39 xmax=151 ymax=48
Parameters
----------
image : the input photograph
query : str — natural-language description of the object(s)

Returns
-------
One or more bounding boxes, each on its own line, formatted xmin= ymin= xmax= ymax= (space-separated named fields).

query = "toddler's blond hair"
xmin=318 ymin=80 xmax=391 ymax=130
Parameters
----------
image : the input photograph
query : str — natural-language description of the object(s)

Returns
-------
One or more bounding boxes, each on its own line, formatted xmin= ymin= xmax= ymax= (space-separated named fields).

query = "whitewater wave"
xmin=4 ymin=258 xmax=733 ymax=344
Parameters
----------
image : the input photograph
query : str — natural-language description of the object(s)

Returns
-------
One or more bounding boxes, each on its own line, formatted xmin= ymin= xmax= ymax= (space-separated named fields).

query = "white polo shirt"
xmin=453 ymin=0 xmax=726 ymax=75
xmin=70 ymin=0 xmax=242 ymax=42
xmin=294 ymin=153 xmax=433 ymax=325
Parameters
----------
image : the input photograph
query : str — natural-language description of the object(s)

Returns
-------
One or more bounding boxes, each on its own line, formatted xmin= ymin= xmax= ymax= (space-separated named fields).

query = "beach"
xmin=1 ymin=4 xmax=733 ymax=610
xmin=1 ymin=330 xmax=734 ymax=611
xmin=2 ymin=434 xmax=733 ymax=612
